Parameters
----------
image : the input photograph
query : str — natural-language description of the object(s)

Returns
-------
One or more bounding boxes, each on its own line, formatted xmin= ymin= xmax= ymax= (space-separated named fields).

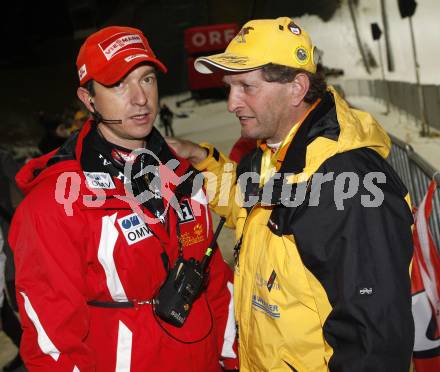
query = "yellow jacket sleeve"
xmin=193 ymin=143 xmax=243 ymax=229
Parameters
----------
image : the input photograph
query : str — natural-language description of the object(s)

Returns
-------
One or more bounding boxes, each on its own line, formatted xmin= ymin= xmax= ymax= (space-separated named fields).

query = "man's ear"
xmin=290 ymin=73 xmax=310 ymax=106
xmin=77 ymin=87 xmax=94 ymax=113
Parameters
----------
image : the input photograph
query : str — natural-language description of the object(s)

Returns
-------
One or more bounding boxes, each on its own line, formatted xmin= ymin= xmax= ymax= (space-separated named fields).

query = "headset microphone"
xmin=89 ymin=101 xmax=123 ymax=124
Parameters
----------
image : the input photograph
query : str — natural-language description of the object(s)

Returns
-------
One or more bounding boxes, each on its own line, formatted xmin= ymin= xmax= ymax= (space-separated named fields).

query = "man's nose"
xmin=227 ymin=88 xmax=242 ymax=113
xmin=131 ymin=84 xmax=148 ymax=106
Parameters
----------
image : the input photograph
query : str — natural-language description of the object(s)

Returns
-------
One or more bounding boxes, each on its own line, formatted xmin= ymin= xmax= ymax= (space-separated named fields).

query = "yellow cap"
xmin=195 ymin=17 xmax=317 ymax=74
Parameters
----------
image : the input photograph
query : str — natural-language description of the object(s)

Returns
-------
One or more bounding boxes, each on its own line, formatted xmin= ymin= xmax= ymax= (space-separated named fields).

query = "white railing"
xmin=340 ymin=79 xmax=440 ymax=247
xmin=387 ymin=133 xmax=440 ymax=247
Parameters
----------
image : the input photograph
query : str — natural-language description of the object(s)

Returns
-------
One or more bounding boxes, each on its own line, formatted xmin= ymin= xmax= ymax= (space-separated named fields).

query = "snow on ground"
xmin=295 ymin=0 xmax=440 ymax=173
xmin=347 ymin=95 xmax=440 ymax=171
xmin=297 ymin=0 xmax=440 ymax=85
xmin=159 ymin=93 xmax=240 ymax=155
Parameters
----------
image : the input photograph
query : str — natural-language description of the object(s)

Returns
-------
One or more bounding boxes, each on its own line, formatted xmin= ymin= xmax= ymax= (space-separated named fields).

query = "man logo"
xmin=117 ymin=212 xmax=152 ymax=245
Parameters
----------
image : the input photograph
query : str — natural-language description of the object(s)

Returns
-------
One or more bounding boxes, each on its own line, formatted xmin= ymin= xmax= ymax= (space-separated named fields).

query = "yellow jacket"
xmin=195 ymin=88 xmax=414 ymax=371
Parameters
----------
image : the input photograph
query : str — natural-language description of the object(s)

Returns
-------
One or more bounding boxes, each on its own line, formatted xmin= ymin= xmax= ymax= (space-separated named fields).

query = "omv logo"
xmin=121 ymin=214 xmax=141 ymax=230
xmin=117 ymin=213 xmax=152 ymax=245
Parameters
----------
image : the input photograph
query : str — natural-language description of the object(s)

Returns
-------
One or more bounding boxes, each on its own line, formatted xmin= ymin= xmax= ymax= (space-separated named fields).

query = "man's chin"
xmin=132 ymin=124 xmax=154 ymax=139
xmin=241 ymin=129 xmax=259 ymax=140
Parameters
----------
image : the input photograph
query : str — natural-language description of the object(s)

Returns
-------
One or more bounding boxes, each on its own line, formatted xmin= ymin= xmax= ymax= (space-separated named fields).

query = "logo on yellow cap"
xmin=236 ymin=27 xmax=254 ymax=43
xmin=288 ymin=22 xmax=301 ymax=35
xmin=295 ymin=46 xmax=309 ymax=65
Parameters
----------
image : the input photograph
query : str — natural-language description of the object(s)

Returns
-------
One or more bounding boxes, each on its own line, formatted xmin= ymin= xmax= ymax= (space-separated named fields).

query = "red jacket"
xmin=228 ymin=137 xmax=256 ymax=163
xmin=9 ymin=121 xmax=238 ymax=371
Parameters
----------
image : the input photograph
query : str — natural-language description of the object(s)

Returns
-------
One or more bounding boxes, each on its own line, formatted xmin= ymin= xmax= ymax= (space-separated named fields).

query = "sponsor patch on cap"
xmin=235 ymin=26 xmax=254 ymax=43
xmin=295 ymin=46 xmax=309 ymax=65
xmin=78 ymin=64 xmax=87 ymax=81
xmin=288 ymin=22 xmax=301 ymax=35
xmin=124 ymin=53 xmax=148 ymax=62
xmin=99 ymin=32 xmax=146 ymax=61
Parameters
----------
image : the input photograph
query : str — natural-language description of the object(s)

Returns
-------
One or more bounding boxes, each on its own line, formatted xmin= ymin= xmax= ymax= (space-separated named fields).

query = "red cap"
xmin=76 ymin=26 xmax=167 ymax=86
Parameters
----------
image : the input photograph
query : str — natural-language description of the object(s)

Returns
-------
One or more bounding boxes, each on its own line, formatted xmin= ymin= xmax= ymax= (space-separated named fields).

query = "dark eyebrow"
xmin=142 ymin=69 xmax=157 ymax=79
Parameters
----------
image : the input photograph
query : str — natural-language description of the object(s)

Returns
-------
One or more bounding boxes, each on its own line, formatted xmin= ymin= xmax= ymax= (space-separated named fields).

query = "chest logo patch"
xmin=252 ymin=295 xmax=280 ymax=319
xmin=181 ymin=223 xmax=204 ymax=247
xmin=176 ymin=200 xmax=195 ymax=223
xmin=117 ymin=213 xmax=153 ymax=245
xmin=84 ymin=171 xmax=115 ymax=189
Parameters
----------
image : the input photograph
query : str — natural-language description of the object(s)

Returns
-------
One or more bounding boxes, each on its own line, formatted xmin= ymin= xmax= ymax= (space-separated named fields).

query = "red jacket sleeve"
xmin=205 ymin=246 xmax=239 ymax=370
xmin=9 ymin=187 xmax=95 ymax=371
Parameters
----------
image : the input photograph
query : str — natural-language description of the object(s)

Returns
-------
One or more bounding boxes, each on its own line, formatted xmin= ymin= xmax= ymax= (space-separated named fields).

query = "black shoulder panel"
xmin=287 ymin=148 xmax=414 ymax=370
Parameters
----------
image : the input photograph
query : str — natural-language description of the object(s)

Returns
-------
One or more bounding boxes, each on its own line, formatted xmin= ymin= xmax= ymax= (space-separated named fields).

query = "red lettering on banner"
xmin=209 ymin=31 xmax=221 ymax=45
xmin=184 ymin=24 xmax=239 ymax=54
xmin=192 ymin=33 xmax=207 ymax=48
xmin=184 ymin=23 xmax=239 ymax=91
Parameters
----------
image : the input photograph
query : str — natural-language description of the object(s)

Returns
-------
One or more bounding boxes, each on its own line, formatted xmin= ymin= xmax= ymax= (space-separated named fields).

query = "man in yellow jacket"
xmin=168 ymin=17 xmax=414 ymax=371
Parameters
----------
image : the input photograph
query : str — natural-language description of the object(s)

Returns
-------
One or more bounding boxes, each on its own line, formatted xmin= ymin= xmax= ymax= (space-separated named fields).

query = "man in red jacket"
xmin=9 ymin=26 xmax=238 ymax=371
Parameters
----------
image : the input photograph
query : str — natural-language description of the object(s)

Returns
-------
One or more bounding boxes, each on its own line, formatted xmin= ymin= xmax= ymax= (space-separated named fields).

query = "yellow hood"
xmin=330 ymin=85 xmax=390 ymax=158
xmin=289 ymin=86 xmax=391 ymax=183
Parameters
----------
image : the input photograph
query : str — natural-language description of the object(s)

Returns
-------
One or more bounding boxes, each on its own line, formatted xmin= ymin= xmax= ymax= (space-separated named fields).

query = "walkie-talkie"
xmin=153 ymin=217 xmax=226 ymax=327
